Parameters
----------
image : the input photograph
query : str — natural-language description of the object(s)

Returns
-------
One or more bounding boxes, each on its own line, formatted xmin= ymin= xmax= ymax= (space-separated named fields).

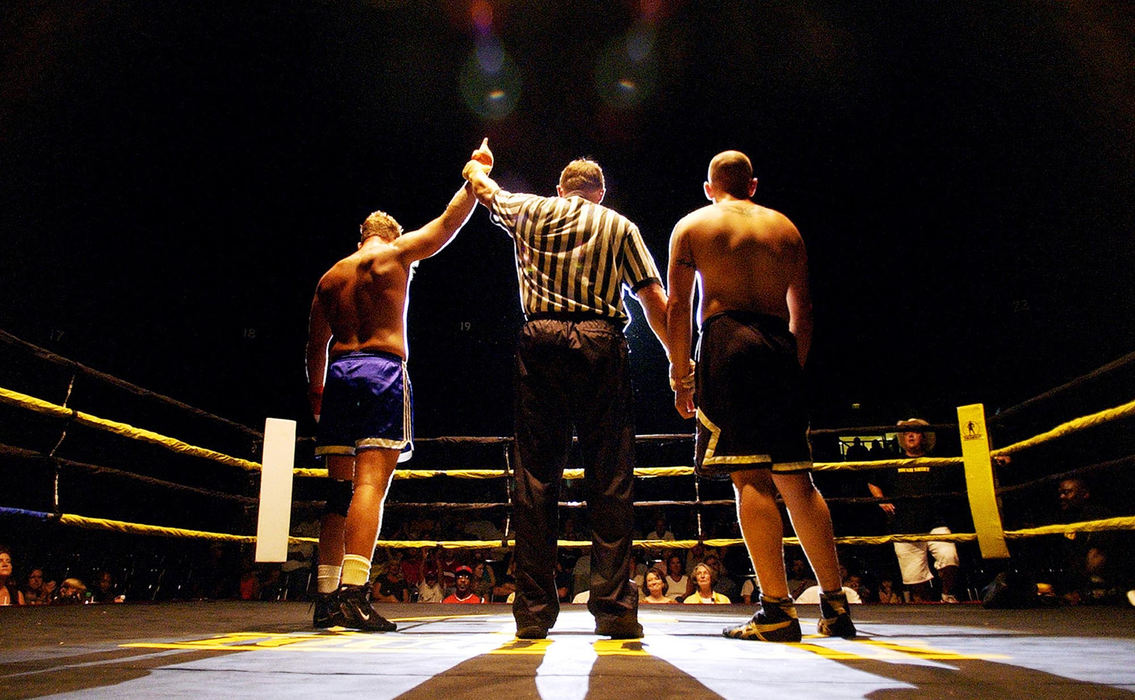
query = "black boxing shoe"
xmin=595 ymin=616 xmax=644 ymax=639
xmin=818 ymin=589 xmax=857 ymax=639
xmin=515 ymin=625 xmax=549 ymax=640
xmin=335 ymin=584 xmax=396 ymax=632
xmin=312 ymin=592 xmax=343 ymax=629
xmin=723 ymin=596 xmax=802 ymax=643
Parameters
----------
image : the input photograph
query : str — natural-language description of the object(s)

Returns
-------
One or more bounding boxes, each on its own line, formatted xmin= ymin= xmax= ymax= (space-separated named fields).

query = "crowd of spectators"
xmin=2 ymin=445 xmax=1129 ymax=608
xmin=0 ymin=543 xmax=129 ymax=606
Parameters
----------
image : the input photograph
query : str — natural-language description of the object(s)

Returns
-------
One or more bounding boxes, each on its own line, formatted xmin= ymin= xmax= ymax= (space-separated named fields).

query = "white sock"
xmin=340 ymin=554 xmax=372 ymax=587
xmin=317 ymin=565 xmax=341 ymax=594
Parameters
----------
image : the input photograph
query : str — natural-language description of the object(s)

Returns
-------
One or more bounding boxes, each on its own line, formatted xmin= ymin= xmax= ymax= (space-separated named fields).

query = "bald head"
xmin=707 ymin=150 xmax=755 ymax=200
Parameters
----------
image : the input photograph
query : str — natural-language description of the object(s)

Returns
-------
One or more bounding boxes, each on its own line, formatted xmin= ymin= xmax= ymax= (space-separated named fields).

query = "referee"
xmin=463 ymin=140 xmax=669 ymax=640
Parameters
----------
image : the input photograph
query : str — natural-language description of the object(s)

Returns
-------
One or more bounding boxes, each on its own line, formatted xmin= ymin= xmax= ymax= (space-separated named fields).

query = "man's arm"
xmin=634 ymin=281 xmax=669 ymax=355
xmin=393 ymin=182 xmax=477 ymax=264
xmin=462 ymin=137 xmax=501 ymax=207
xmin=666 ymin=221 xmax=698 ymax=419
xmin=394 ymin=139 xmax=495 ymax=264
xmin=867 ymin=481 xmax=896 ymax=516
xmin=305 ymin=288 xmax=332 ymax=420
xmin=786 ymin=234 xmax=813 ymax=367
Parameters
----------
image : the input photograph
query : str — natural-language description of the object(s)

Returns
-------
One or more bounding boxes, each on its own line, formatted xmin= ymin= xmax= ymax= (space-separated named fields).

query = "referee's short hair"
xmin=559 ymin=158 xmax=605 ymax=196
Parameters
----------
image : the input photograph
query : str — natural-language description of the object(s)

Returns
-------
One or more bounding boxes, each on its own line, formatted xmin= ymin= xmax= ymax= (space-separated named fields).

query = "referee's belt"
xmin=526 ymin=311 xmax=620 ymax=324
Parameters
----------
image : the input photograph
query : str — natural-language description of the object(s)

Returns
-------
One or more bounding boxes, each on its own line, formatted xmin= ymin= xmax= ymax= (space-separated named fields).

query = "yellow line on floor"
xmin=122 ymin=632 xmax=1007 ymax=661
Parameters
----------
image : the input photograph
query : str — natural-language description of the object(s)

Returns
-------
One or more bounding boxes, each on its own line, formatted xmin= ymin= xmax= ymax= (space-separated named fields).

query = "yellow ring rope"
xmin=0 ymin=386 xmax=260 ymax=472
xmin=294 ymin=466 xmax=698 ymax=479
xmin=52 ymin=512 xmax=1135 ymax=549
xmin=991 ymin=398 xmax=1135 ymax=456
xmin=4 ymin=383 xmax=1129 ymax=480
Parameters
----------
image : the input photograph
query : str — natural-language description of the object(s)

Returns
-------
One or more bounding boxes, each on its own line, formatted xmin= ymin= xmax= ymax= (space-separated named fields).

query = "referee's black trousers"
xmin=511 ymin=318 xmax=639 ymax=631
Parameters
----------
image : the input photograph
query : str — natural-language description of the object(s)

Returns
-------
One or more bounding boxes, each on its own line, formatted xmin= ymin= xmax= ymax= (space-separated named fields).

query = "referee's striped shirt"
xmin=489 ymin=191 xmax=662 ymax=324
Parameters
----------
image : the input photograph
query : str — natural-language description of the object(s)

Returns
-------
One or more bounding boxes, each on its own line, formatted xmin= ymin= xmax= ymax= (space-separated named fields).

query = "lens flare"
xmin=471 ymin=0 xmax=493 ymax=34
xmin=460 ymin=41 xmax=521 ymax=120
xmin=596 ymin=27 xmax=658 ymax=110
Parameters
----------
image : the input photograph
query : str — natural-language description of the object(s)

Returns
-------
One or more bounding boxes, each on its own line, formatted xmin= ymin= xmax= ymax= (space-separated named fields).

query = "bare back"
xmin=679 ymin=200 xmax=806 ymax=323
xmin=317 ymin=243 xmax=411 ymax=360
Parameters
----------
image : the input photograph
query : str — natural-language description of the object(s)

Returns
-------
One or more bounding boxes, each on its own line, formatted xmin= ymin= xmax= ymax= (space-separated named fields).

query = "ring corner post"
xmin=256 ymin=417 xmax=297 ymax=563
xmin=956 ymin=403 xmax=1010 ymax=560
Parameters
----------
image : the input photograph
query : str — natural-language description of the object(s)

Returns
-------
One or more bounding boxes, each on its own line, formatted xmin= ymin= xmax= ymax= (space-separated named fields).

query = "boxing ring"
xmin=1 ymin=329 xmax=1134 ymax=698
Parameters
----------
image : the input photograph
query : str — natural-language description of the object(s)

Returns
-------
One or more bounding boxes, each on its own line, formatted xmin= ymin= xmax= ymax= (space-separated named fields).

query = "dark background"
xmin=3 ymin=0 xmax=1133 ymax=441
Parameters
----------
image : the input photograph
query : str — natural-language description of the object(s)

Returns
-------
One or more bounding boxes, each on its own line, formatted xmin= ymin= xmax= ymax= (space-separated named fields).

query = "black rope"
xmin=0 ymin=443 xmax=256 ymax=504
xmin=501 ymin=442 xmax=514 ymax=547
xmin=377 ymin=493 xmax=966 ymax=509
xmin=47 ymin=372 xmax=78 ymax=459
xmin=994 ymin=455 xmax=1135 ymax=497
xmin=0 ymin=328 xmax=262 ymax=440
xmin=808 ymin=422 xmax=956 ymax=438
xmin=991 ymin=350 xmax=1135 ymax=425
xmin=417 ymin=435 xmax=513 ymax=445
xmin=384 ymin=502 xmax=506 ymax=510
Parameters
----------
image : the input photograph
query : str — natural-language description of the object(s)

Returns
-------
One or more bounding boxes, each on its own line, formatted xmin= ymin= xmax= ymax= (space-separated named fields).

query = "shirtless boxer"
xmin=666 ymin=150 xmax=854 ymax=642
xmin=305 ymin=141 xmax=490 ymax=631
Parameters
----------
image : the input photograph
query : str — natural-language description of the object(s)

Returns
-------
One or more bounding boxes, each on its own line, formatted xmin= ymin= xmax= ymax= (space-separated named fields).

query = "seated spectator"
xmin=554 ymin=557 xmax=571 ymax=602
xmin=400 ymin=547 xmax=425 ymax=589
xmin=786 ymin=556 xmax=817 ymax=599
xmin=417 ymin=569 xmax=444 ymax=603
xmin=0 ymin=547 xmax=25 ymax=606
xmin=685 ymin=543 xmax=707 ymax=576
xmin=372 ymin=565 xmax=411 ymax=603
xmin=1053 ymin=477 xmax=1128 ymax=605
xmin=571 ymin=551 xmax=591 ymax=600
xmin=492 ymin=554 xmax=517 ymax=602
xmin=630 ymin=549 xmax=648 ymax=592
xmin=795 ymin=584 xmax=862 ymax=604
xmin=738 ymin=574 xmax=758 ymax=605
xmin=705 ymin=554 xmax=737 ymax=600
xmin=91 ymin=570 xmax=125 ymax=604
xmin=472 ymin=560 xmax=497 ymax=602
xmin=439 ymin=548 xmax=461 ymax=592
xmin=259 ymin=567 xmax=287 ymax=601
xmin=238 ymin=567 xmax=261 ymax=600
xmin=419 ymin=547 xmax=441 ymax=588
xmin=443 ymin=566 xmax=482 ymax=604
xmin=683 ymin=562 xmax=731 ymax=604
xmin=877 ymin=577 xmax=903 ymax=604
xmin=645 ymin=513 xmax=676 ymax=560
xmin=562 ymin=515 xmax=583 ymax=542
xmin=22 ymin=567 xmax=53 ymax=605
xmin=53 ymin=577 xmax=87 ymax=604
xmin=664 ymin=553 xmax=690 ymax=601
xmin=845 ymin=574 xmax=871 ymax=604
xmin=463 ymin=518 xmax=503 ymax=543
xmin=646 ymin=513 xmax=675 ymax=542
xmin=642 ymin=567 xmax=675 ymax=605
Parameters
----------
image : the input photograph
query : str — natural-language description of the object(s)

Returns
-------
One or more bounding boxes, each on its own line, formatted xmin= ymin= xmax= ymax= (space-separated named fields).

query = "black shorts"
xmin=694 ymin=311 xmax=812 ymax=478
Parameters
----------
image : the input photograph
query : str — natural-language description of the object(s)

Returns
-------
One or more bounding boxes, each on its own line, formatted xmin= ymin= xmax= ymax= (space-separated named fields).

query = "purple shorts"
xmin=315 ymin=351 xmax=413 ymax=462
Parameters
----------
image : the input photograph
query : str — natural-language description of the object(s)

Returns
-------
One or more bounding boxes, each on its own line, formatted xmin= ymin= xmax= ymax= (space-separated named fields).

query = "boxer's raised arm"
xmin=394 ymin=182 xmax=478 ymax=264
xmin=395 ymin=139 xmax=494 ymax=263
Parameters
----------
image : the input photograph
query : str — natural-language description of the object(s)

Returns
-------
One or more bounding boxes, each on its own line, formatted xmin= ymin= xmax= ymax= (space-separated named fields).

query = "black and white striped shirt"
xmin=489 ymin=191 xmax=662 ymax=323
